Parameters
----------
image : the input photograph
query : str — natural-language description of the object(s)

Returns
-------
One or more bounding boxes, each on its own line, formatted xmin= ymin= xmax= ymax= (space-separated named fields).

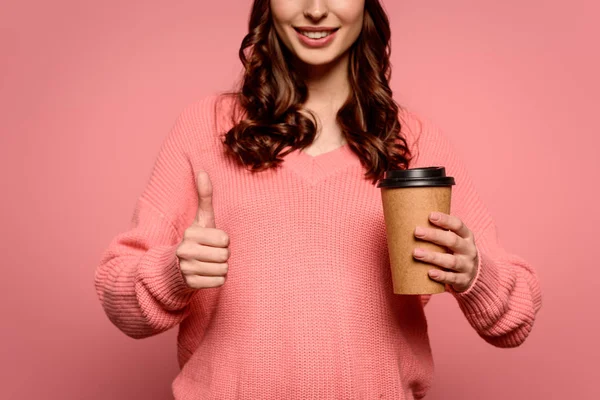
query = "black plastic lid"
xmin=376 ymin=166 xmax=456 ymax=188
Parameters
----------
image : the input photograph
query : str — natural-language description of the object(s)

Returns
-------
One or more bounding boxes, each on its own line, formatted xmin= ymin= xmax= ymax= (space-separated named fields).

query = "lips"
xmin=293 ymin=26 xmax=338 ymax=48
xmin=293 ymin=26 xmax=340 ymax=41
xmin=293 ymin=26 xmax=340 ymax=33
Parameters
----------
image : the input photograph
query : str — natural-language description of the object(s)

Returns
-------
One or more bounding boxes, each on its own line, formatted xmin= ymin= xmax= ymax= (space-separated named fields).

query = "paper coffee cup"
xmin=377 ymin=167 xmax=456 ymax=295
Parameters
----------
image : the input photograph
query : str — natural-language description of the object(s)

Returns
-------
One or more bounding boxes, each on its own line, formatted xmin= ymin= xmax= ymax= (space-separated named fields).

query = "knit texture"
xmin=94 ymin=94 xmax=543 ymax=399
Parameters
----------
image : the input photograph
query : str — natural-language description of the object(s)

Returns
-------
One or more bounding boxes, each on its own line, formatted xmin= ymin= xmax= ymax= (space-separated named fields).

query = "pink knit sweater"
xmin=94 ymin=94 xmax=542 ymax=399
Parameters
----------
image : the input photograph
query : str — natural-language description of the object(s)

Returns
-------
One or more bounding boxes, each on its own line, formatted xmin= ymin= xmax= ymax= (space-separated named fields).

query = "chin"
xmin=298 ymin=57 xmax=336 ymax=67
xmin=294 ymin=50 xmax=342 ymax=67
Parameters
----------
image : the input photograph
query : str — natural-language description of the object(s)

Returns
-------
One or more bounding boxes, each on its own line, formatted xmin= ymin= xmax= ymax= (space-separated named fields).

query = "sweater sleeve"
xmin=405 ymin=112 xmax=543 ymax=348
xmin=94 ymin=100 xmax=208 ymax=339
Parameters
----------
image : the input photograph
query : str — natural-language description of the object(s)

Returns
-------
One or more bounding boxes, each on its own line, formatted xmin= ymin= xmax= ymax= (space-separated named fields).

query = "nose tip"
xmin=304 ymin=9 xmax=328 ymax=21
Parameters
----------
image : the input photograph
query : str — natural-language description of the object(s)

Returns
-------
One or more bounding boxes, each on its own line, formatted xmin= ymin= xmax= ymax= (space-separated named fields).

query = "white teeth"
xmin=300 ymin=31 xmax=332 ymax=39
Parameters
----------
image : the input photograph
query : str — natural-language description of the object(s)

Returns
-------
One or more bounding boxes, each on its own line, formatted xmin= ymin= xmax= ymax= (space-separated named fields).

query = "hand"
xmin=413 ymin=212 xmax=479 ymax=293
xmin=176 ymin=170 xmax=230 ymax=289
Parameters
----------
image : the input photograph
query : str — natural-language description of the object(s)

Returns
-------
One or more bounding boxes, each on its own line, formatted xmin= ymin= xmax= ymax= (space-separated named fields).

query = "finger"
xmin=427 ymin=268 xmax=470 ymax=290
xmin=428 ymin=212 xmax=472 ymax=240
xmin=177 ymin=241 xmax=230 ymax=263
xmin=414 ymin=225 xmax=467 ymax=254
xmin=185 ymin=274 xmax=226 ymax=289
xmin=195 ymin=170 xmax=216 ymax=228
xmin=413 ymin=248 xmax=464 ymax=272
xmin=183 ymin=225 xmax=230 ymax=247
xmin=180 ymin=259 xmax=229 ymax=277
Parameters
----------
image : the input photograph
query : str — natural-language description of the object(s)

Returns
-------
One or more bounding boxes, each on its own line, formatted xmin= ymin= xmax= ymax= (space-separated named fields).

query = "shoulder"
xmin=181 ymin=92 xmax=238 ymax=131
xmin=397 ymin=106 xmax=424 ymax=141
xmin=395 ymin=105 xmax=453 ymax=167
xmin=396 ymin=106 xmax=435 ymax=149
xmin=173 ymin=92 xmax=240 ymax=145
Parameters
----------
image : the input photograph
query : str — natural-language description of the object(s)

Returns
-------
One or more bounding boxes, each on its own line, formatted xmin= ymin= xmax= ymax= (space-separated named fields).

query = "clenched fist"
xmin=176 ymin=170 xmax=230 ymax=289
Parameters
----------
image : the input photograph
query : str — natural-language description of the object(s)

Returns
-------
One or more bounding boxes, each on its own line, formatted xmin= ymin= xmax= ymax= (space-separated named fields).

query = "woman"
xmin=95 ymin=0 xmax=542 ymax=399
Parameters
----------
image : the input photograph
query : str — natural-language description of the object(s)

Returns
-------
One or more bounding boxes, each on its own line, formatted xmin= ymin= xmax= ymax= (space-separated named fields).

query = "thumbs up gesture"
xmin=176 ymin=170 xmax=230 ymax=289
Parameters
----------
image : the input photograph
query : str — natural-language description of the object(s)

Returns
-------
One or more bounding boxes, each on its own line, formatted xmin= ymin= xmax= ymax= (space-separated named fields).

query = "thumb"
xmin=195 ymin=170 xmax=215 ymax=228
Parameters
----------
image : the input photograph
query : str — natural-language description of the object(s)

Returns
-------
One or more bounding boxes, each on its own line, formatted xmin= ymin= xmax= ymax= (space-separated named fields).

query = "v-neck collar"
xmin=282 ymin=143 xmax=362 ymax=185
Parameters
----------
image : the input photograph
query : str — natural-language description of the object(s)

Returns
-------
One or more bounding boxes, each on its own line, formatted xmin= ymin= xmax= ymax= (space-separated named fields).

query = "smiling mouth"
xmin=293 ymin=27 xmax=340 ymax=39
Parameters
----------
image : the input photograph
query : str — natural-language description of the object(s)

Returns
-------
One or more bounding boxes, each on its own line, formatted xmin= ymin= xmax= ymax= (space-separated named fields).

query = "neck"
xmin=295 ymin=52 xmax=351 ymax=111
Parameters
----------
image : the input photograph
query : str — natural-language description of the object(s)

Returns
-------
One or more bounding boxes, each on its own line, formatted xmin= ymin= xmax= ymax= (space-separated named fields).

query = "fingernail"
xmin=414 ymin=248 xmax=425 ymax=257
xmin=430 ymin=212 xmax=440 ymax=221
xmin=429 ymin=270 xmax=439 ymax=278
xmin=415 ymin=226 xmax=425 ymax=236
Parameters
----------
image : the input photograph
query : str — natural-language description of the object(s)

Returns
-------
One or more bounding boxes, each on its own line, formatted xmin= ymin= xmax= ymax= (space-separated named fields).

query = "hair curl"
xmin=216 ymin=0 xmax=413 ymax=184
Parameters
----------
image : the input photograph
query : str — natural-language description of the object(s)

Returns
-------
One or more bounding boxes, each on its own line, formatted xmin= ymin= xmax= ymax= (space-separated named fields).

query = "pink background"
xmin=1 ymin=0 xmax=598 ymax=398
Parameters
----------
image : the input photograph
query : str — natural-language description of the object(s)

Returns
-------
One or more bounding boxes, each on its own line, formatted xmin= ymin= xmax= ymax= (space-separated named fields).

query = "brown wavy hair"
xmin=216 ymin=0 xmax=413 ymax=184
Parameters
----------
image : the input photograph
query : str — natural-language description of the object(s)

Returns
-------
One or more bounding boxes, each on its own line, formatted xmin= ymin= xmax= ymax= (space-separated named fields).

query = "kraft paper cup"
xmin=377 ymin=167 xmax=456 ymax=295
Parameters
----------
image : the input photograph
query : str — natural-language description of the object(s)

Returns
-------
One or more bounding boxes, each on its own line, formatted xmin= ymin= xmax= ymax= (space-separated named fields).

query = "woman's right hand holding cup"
xmin=176 ymin=170 xmax=230 ymax=289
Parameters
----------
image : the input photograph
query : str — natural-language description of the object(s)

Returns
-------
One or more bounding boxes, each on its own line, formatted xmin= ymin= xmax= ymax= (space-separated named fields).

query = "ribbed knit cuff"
xmin=446 ymin=248 xmax=503 ymax=316
xmin=136 ymin=243 xmax=197 ymax=311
